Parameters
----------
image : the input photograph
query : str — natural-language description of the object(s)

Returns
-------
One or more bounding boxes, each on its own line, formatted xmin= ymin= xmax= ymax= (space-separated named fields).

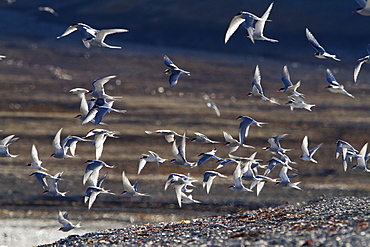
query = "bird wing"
xmin=121 ymin=170 xmax=135 ymax=193
xmin=163 ymin=55 xmax=177 ymax=68
xmin=95 ymin=29 xmax=128 ymax=43
xmin=225 ymin=15 xmax=245 ymax=44
xmin=52 ymin=128 xmax=63 ymax=152
xmin=31 ymin=144 xmax=41 ymax=164
xmin=301 ymin=136 xmax=310 ymax=156
xmin=326 ymin=68 xmax=340 ymax=86
xmin=305 ymin=28 xmax=325 ymax=53
xmin=254 ymin=2 xmax=273 ymax=36
xmin=57 ymin=25 xmax=78 ymax=39
xmin=91 ymin=75 xmax=116 ymax=97
xmin=309 ymin=143 xmax=323 ymax=157
xmin=354 ymin=55 xmax=369 ymax=83
xmin=137 ymin=157 xmax=147 ymax=175
xmin=281 ymin=65 xmax=293 ymax=88
xmin=58 ymin=211 xmax=72 ymax=227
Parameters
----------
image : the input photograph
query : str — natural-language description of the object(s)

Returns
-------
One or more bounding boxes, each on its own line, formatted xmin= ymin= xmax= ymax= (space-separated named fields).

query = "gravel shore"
xmin=40 ymin=196 xmax=370 ymax=246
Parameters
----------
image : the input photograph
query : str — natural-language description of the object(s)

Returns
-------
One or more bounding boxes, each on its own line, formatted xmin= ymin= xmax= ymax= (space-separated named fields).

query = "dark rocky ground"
xmin=0 ymin=1 xmax=370 ymax=246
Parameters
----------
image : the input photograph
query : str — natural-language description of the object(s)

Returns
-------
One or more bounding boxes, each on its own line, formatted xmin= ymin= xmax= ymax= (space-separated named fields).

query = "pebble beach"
xmin=41 ymin=196 xmax=370 ymax=246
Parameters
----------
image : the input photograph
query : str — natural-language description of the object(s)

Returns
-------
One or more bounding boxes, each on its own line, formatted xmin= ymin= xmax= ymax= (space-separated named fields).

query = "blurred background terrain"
xmin=1 ymin=0 xmax=370 ymax=246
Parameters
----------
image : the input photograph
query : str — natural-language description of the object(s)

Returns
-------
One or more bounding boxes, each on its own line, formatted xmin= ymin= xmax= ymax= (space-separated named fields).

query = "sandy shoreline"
xmin=39 ymin=196 xmax=370 ymax=246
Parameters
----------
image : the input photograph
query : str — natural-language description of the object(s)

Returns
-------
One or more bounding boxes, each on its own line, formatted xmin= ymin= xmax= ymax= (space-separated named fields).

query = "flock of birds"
xmin=1 ymin=1 xmax=370 ymax=233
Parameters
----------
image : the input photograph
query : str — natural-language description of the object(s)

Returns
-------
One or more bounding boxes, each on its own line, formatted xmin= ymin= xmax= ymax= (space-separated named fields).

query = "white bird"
xmin=351 ymin=143 xmax=370 ymax=172
xmin=81 ymin=99 xmax=126 ymax=126
xmin=224 ymin=10 xmax=265 ymax=44
xmin=300 ymin=136 xmax=323 ymax=163
xmin=50 ymin=128 xmax=71 ymax=159
xmin=0 ymin=134 xmax=19 ymax=158
xmin=163 ymin=55 xmax=190 ymax=88
xmin=170 ymin=132 xmax=195 ymax=166
xmin=222 ymin=131 xmax=254 ymax=153
xmin=353 ymin=0 xmax=370 ymax=15
xmin=121 ymin=170 xmax=149 ymax=196
xmin=202 ymin=171 xmax=227 ymax=194
xmin=228 ymin=162 xmax=253 ymax=192
xmin=84 ymin=173 xmax=115 ymax=210
xmin=202 ymin=94 xmax=220 ymax=117
xmin=275 ymin=166 xmax=302 ymax=190
xmin=83 ymin=160 xmax=115 ymax=186
xmin=263 ymin=156 xmax=296 ymax=176
xmin=166 ymin=174 xmax=197 ymax=208
xmin=27 ymin=144 xmax=46 ymax=171
xmin=137 ymin=151 xmax=167 ymax=174
xmin=42 ymin=172 xmax=67 ymax=197
xmin=263 ymin=134 xmax=291 ymax=154
xmin=336 ymin=140 xmax=358 ymax=159
xmin=277 ymin=65 xmax=304 ymax=98
xmin=247 ymin=65 xmax=280 ymax=104
xmin=164 ymin=173 xmax=196 ymax=191
xmin=57 ymin=23 xmax=128 ymax=49
xmin=237 ymin=115 xmax=266 ymax=148
xmin=64 ymin=136 xmax=89 ymax=157
xmin=85 ymin=129 xmax=119 ymax=160
xmin=145 ymin=129 xmax=183 ymax=143
xmin=87 ymin=75 xmax=122 ymax=100
xmin=286 ymin=95 xmax=315 ymax=111
xmin=58 ymin=211 xmax=81 ymax=232
xmin=38 ymin=6 xmax=59 ymax=16
xmin=305 ymin=28 xmax=340 ymax=61
xmin=194 ymin=148 xmax=222 ymax=167
xmin=191 ymin=132 xmax=220 ymax=144
xmin=0 ymin=55 xmax=6 ymax=60
xmin=29 ymin=171 xmax=58 ymax=190
xmin=354 ymin=44 xmax=370 ymax=83
xmin=242 ymin=2 xmax=278 ymax=43
xmin=325 ymin=68 xmax=354 ymax=98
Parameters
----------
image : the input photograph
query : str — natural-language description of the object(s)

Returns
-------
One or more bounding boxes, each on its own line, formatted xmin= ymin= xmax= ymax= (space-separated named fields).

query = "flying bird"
xmin=277 ymin=65 xmax=304 ymax=98
xmin=351 ymin=143 xmax=370 ymax=172
xmin=237 ymin=115 xmax=266 ymax=148
xmin=137 ymin=151 xmax=167 ymax=174
xmin=202 ymin=94 xmax=220 ymax=117
xmin=222 ymin=131 xmax=254 ymax=153
xmin=224 ymin=9 xmax=265 ymax=44
xmin=85 ymin=129 xmax=119 ymax=160
xmin=202 ymin=171 xmax=227 ymax=194
xmin=27 ymin=144 xmax=46 ymax=171
xmin=305 ymin=28 xmax=340 ymax=61
xmin=354 ymin=44 xmax=370 ymax=83
xmin=83 ymin=160 xmax=115 ymax=186
xmin=247 ymin=65 xmax=280 ymax=104
xmin=190 ymin=132 xmax=220 ymax=144
xmin=57 ymin=23 xmax=128 ymax=49
xmin=286 ymin=95 xmax=315 ymax=111
xmin=262 ymin=134 xmax=291 ymax=154
xmin=325 ymin=68 xmax=354 ymax=98
xmin=42 ymin=171 xmax=67 ymax=197
xmin=58 ymin=211 xmax=81 ymax=232
xmin=121 ymin=170 xmax=149 ymax=196
xmin=0 ymin=134 xmax=19 ymax=158
xmin=170 ymin=132 xmax=195 ymax=166
xmin=275 ymin=166 xmax=302 ymax=190
xmin=300 ymin=136 xmax=323 ymax=163
xmin=163 ymin=55 xmax=190 ymax=88
xmin=242 ymin=2 xmax=278 ymax=43
xmin=145 ymin=129 xmax=183 ymax=143
xmin=353 ymin=0 xmax=370 ymax=15
xmin=84 ymin=173 xmax=115 ymax=209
